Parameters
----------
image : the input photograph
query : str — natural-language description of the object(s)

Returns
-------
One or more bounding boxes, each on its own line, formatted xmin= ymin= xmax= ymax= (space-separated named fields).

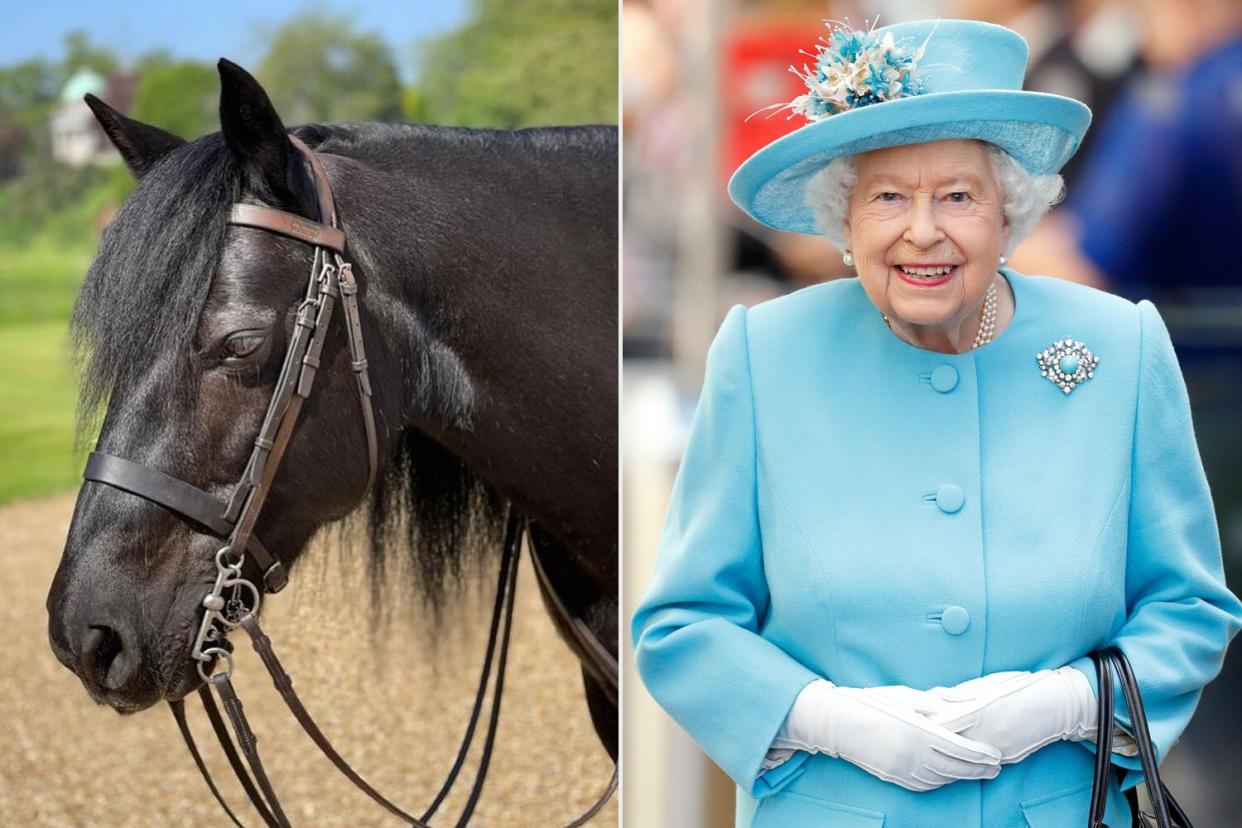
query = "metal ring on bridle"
xmin=219 ymin=578 xmax=262 ymax=626
xmin=196 ymin=647 xmax=234 ymax=682
xmin=215 ymin=546 xmax=244 ymax=575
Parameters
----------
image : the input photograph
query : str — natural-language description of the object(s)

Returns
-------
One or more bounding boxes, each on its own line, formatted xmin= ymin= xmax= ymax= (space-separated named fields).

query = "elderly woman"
xmin=631 ymin=18 xmax=1242 ymax=828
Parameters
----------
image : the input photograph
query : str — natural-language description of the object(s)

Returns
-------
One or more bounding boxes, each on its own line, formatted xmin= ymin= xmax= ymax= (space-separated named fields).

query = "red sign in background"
xmin=720 ymin=19 xmax=823 ymax=186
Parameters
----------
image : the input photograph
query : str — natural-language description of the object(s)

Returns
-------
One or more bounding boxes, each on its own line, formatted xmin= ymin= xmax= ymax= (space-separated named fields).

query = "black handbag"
xmin=1088 ymin=646 xmax=1193 ymax=827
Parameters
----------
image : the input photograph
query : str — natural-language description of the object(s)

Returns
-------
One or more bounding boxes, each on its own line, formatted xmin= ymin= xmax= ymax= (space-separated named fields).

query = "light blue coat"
xmin=631 ymin=269 xmax=1242 ymax=827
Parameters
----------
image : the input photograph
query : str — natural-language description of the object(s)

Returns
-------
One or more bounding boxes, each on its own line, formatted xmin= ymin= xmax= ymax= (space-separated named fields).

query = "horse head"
xmin=46 ymin=61 xmax=396 ymax=712
xmin=45 ymin=58 xmax=617 ymax=765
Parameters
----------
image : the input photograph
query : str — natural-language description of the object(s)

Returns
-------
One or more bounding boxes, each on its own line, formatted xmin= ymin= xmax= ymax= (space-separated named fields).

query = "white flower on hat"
xmin=751 ymin=18 xmax=939 ymax=123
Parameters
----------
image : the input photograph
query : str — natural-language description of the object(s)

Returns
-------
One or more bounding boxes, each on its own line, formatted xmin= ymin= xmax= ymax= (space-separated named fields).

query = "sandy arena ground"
xmin=0 ymin=493 xmax=617 ymax=827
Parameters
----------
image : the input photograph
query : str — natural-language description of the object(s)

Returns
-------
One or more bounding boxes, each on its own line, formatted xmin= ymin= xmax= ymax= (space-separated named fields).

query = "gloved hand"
xmin=867 ymin=671 xmax=1034 ymax=722
xmin=859 ymin=680 xmax=991 ymax=721
xmin=771 ymin=679 xmax=1003 ymax=791
xmin=870 ymin=668 xmax=1141 ymax=763
xmin=915 ymin=667 xmax=1097 ymax=764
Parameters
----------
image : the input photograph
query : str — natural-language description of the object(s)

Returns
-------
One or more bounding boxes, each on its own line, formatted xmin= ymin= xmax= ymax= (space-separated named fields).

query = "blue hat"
xmin=728 ymin=18 xmax=1092 ymax=235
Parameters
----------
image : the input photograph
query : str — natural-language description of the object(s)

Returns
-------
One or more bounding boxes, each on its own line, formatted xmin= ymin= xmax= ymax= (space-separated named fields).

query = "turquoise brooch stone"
xmin=1037 ymin=337 xmax=1099 ymax=394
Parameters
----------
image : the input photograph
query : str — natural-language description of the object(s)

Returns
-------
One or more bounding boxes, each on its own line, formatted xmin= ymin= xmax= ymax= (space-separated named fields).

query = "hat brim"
xmin=728 ymin=89 xmax=1091 ymax=235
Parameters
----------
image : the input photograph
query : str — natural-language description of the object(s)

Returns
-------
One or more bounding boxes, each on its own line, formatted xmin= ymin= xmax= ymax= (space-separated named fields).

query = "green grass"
xmin=0 ymin=321 xmax=84 ymax=504
xmin=0 ymin=173 xmax=124 ymax=504
xmin=0 ymin=237 xmax=93 ymax=324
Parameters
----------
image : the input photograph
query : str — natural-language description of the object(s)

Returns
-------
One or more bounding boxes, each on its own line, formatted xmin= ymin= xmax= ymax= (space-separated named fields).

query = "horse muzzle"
xmin=47 ymin=562 xmax=212 ymax=713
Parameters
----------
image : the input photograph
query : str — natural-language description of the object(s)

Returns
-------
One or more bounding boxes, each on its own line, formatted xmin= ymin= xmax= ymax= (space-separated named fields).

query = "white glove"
xmin=916 ymin=667 xmax=1133 ymax=763
xmin=771 ymin=679 xmax=1002 ymax=791
xmin=871 ymin=668 xmax=1141 ymax=763
xmin=859 ymin=681 xmax=983 ymax=722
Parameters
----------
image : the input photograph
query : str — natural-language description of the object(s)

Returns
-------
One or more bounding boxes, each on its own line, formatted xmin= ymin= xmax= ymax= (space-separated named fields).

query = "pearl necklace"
xmin=882 ymin=278 xmax=999 ymax=351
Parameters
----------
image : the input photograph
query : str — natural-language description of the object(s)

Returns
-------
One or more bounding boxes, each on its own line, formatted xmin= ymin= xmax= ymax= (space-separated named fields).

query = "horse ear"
xmin=217 ymin=58 xmax=296 ymax=201
xmin=84 ymin=94 xmax=185 ymax=179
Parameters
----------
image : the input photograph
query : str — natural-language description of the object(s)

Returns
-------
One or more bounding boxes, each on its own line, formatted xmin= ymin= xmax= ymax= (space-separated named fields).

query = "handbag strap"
xmin=1090 ymin=649 xmax=1115 ymax=827
xmin=1089 ymin=647 xmax=1195 ymax=828
xmin=1109 ymin=648 xmax=1195 ymax=827
xmin=1108 ymin=647 xmax=1172 ymax=827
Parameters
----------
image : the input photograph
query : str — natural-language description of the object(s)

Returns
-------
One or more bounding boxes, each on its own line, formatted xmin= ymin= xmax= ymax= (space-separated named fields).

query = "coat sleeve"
xmin=631 ymin=303 xmax=821 ymax=798
xmin=1068 ymin=299 xmax=1242 ymax=792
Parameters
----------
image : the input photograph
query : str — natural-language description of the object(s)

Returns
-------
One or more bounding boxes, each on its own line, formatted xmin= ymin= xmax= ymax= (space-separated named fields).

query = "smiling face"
xmin=843 ymin=139 xmax=1011 ymax=353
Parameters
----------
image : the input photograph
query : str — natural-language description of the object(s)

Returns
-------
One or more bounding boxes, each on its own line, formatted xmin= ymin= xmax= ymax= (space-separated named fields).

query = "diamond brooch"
xmin=1037 ymin=337 xmax=1099 ymax=395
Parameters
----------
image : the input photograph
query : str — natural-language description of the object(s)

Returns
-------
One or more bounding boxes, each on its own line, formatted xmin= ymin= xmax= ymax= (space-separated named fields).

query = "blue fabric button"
xmin=930 ymin=365 xmax=958 ymax=393
xmin=942 ymin=605 xmax=971 ymax=635
xmin=936 ymin=484 xmax=965 ymax=513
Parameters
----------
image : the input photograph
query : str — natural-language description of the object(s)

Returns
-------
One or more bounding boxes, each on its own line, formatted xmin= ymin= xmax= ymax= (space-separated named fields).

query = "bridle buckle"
xmin=262 ymin=560 xmax=288 ymax=593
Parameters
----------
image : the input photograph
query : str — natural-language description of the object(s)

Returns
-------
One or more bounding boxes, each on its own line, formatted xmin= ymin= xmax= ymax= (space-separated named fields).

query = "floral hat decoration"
xmin=728 ymin=18 xmax=1092 ymax=235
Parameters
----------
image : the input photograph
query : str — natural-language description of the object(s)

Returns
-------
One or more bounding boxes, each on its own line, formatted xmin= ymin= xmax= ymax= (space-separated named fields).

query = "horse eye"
xmin=221 ymin=333 xmax=266 ymax=361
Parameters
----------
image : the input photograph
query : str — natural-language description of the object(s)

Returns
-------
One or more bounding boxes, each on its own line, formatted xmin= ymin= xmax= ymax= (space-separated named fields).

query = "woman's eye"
xmin=946 ymin=191 xmax=970 ymax=203
xmin=222 ymin=334 xmax=265 ymax=361
xmin=878 ymin=192 xmax=901 ymax=202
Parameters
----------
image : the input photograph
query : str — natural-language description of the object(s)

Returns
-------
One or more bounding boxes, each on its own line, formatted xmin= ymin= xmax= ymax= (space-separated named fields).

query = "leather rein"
xmin=81 ymin=135 xmax=617 ymax=826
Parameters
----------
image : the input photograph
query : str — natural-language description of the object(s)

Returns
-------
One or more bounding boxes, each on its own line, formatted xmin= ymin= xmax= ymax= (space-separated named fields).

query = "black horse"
xmin=45 ymin=60 xmax=617 ymax=762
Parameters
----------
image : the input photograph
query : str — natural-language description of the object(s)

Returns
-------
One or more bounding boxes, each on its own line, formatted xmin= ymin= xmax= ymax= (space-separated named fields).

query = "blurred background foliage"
xmin=0 ymin=1 xmax=617 ymax=504
xmin=258 ymin=12 xmax=404 ymax=124
xmin=419 ymin=0 xmax=617 ymax=126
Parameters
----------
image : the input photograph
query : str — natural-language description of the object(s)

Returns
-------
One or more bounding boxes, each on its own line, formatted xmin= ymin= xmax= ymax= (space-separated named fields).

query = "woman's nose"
xmin=904 ymin=196 xmax=944 ymax=248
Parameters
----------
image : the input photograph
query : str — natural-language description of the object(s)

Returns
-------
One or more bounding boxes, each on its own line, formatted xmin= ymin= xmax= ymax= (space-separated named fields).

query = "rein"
xmin=82 ymin=135 xmax=617 ymax=825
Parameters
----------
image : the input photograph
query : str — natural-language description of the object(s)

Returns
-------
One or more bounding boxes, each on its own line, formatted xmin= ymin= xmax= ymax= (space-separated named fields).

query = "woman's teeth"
xmin=898 ymin=264 xmax=955 ymax=278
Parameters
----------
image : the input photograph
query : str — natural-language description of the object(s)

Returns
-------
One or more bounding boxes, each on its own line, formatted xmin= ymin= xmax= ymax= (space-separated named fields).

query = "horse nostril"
xmin=79 ymin=624 xmax=136 ymax=693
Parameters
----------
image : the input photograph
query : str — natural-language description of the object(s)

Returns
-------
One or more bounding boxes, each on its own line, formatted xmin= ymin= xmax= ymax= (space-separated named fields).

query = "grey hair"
xmin=804 ymin=142 xmax=1066 ymax=255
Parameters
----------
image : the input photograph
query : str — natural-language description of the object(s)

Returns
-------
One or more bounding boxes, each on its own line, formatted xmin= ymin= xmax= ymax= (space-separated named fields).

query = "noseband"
xmin=80 ymin=135 xmax=615 ymax=826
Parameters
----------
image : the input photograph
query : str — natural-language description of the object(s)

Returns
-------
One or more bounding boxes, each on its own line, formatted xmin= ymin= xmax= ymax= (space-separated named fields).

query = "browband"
xmin=228 ymin=204 xmax=345 ymax=253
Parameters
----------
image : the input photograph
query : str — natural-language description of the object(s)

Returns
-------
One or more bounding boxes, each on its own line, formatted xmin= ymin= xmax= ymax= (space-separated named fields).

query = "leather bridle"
xmin=80 ymin=135 xmax=617 ymax=826
xmin=84 ymin=134 xmax=376 ymax=596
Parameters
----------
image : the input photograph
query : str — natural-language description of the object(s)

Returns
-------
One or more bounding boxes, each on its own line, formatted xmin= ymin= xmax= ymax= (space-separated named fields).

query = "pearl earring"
xmin=843 ymin=249 xmax=855 ymax=267
xmin=999 ymin=255 xmax=1008 ymax=267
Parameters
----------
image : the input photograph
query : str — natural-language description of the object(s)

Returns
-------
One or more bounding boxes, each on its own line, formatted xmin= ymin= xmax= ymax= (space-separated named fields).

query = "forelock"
xmin=70 ymin=134 xmax=242 ymax=434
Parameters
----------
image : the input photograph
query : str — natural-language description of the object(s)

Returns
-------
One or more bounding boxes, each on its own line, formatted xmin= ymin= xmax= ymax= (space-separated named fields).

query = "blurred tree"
xmin=402 ymin=85 xmax=428 ymax=123
xmin=63 ymin=31 xmax=119 ymax=76
xmin=417 ymin=0 xmax=616 ymax=127
xmin=0 ymin=59 xmax=59 ymax=117
xmin=258 ymin=11 xmax=403 ymax=124
xmin=0 ymin=159 xmax=112 ymax=243
xmin=130 ymin=61 xmax=217 ymax=140
xmin=0 ymin=119 xmax=27 ymax=180
xmin=133 ymin=49 xmax=177 ymax=76
xmin=0 ymin=59 xmax=60 ymax=175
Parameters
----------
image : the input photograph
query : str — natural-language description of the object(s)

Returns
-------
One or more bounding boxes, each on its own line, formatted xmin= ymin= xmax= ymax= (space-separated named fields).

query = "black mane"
xmin=362 ymin=429 xmax=505 ymax=620
xmin=70 ymin=134 xmax=241 ymax=432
